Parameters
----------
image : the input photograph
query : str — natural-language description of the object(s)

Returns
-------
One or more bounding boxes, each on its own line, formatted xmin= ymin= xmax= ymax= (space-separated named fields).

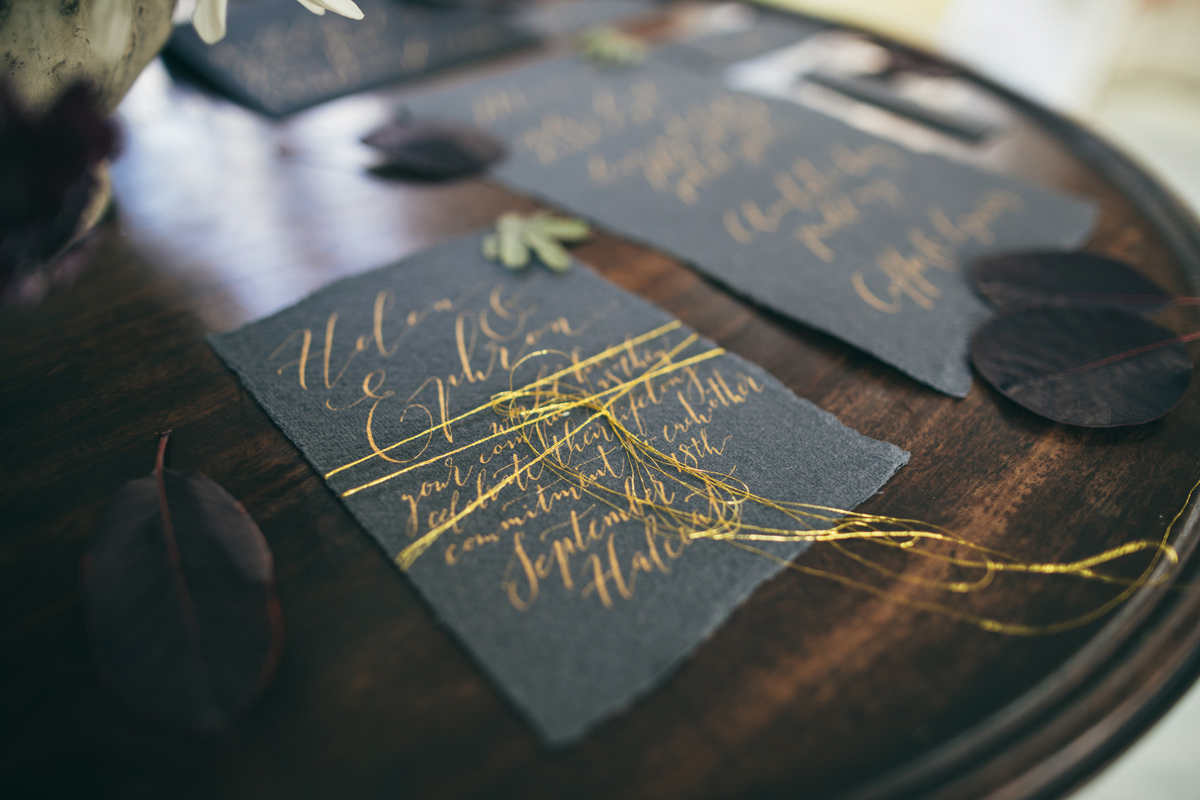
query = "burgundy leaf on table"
xmin=362 ymin=117 xmax=506 ymax=181
xmin=970 ymin=307 xmax=1194 ymax=427
xmin=971 ymin=250 xmax=1179 ymax=315
xmin=83 ymin=433 xmax=283 ymax=733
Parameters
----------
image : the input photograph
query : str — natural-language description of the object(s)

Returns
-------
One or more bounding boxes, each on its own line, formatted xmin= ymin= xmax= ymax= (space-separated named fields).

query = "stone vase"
xmin=1 ymin=0 xmax=178 ymax=304
xmin=1 ymin=0 xmax=178 ymax=114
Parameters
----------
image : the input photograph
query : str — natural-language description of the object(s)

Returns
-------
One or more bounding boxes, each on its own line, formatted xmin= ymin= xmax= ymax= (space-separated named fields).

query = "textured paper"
xmin=165 ymin=0 xmax=535 ymax=117
xmin=402 ymin=57 xmax=1097 ymax=396
xmin=514 ymin=0 xmax=654 ymax=38
xmin=209 ymin=235 xmax=908 ymax=744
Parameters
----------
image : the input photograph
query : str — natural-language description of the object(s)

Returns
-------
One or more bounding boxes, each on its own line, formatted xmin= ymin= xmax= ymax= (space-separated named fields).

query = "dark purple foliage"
xmin=83 ymin=434 xmax=284 ymax=733
xmin=971 ymin=250 xmax=1176 ymax=315
xmin=362 ymin=117 xmax=505 ymax=181
xmin=970 ymin=306 xmax=1192 ymax=427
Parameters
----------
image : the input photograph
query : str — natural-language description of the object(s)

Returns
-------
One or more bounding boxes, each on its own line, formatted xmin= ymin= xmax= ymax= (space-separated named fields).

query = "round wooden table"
xmin=3 ymin=3 xmax=1200 ymax=798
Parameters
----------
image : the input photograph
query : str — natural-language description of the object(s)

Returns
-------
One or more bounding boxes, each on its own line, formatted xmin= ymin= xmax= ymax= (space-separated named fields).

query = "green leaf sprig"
xmin=577 ymin=26 xmax=648 ymax=67
xmin=482 ymin=211 xmax=591 ymax=272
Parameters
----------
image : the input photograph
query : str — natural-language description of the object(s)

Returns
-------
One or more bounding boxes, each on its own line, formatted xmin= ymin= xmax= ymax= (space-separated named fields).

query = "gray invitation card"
xmin=514 ymin=0 xmax=654 ymax=38
xmin=402 ymin=57 xmax=1097 ymax=396
xmin=166 ymin=0 xmax=535 ymax=117
xmin=210 ymin=235 xmax=908 ymax=744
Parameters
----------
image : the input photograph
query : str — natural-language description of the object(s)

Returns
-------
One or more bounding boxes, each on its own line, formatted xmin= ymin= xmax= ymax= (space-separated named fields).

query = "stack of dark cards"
xmin=166 ymin=0 xmax=537 ymax=116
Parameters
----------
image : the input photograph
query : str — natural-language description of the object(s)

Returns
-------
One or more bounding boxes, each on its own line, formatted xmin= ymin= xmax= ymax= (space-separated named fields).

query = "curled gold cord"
xmin=331 ymin=327 xmax=1197 ymax=634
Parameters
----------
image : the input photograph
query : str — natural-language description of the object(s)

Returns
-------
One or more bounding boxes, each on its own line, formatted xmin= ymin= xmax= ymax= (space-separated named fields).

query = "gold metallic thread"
xmin=326 ymin=323 xmax=1194 ymax=634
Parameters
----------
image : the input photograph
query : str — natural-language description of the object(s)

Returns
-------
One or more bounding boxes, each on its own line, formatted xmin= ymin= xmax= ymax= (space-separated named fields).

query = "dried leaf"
xmin=482 ymin=211 xmax=590 ymax=271
xmin=498 ymin=212 xmax=529 ymax=268
xmin=578 ymin=26 xmax=647 ymax=66
xmin=970 ymin=307 xmax=1193 ymax=427
xmin=83 ymin=433 xmax=283 ymax=733
xmin=526 ymin=213 xmax=590 ymax=242
xmin=971 ymin=250 xmax=1175 ymax=315
xmin=362 ymin=117 xmax=505 ymax=181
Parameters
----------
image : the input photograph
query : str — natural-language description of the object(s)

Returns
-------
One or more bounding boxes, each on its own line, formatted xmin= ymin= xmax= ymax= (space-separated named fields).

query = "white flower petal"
xmin=192 ymin=0 xmax=229 ymax=44
xmin=91 ymin=0 xmax=134 ymax=63
xmin=306 ymin=0 xmax=364 ymax=21
xmin=295 ymin=0 xmax=326 ymax=15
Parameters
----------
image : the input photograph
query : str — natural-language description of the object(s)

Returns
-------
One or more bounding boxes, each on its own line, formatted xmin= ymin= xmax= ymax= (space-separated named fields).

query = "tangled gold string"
xmin=333 ymin=324 xmax=1195 ymax=635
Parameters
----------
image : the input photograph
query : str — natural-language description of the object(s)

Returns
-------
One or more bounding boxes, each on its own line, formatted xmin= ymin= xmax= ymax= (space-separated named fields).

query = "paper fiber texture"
xmin=166 ymin=0 xmax=535 ymax=117
xmin=210 ymin=235 xmax=908 ymax=744
xmin=402 ymin=57 xmax=1097 ymax=396
xmin=514 ymin=0 xmax=654 ymax=38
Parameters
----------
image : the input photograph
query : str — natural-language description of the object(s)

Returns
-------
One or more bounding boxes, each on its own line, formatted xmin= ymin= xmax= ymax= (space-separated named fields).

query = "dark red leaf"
xmin=970 ymin=307 xmax=1193 ymax=427
xmin=83 ymin=433 xmax=283 ymax=733
xmin=362 ymin=117 xmax=505 ymax=181
xmin=971 ymin=250 xmax=1176 ymax=315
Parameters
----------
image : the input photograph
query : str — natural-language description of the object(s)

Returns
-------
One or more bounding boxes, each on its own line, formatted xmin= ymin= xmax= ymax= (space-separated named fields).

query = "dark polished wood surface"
xmin=4 ymin=5 xmax=1200 ymax=799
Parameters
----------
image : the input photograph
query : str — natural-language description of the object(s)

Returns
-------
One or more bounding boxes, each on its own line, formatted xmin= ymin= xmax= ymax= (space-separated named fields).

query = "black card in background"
xmin=165 ymin=0 xmax=537 ymax=117
xmin=209 ymin=235 xmax=908 ymax=744
xmin=401 ymin=56 xmax=1097 ymax=396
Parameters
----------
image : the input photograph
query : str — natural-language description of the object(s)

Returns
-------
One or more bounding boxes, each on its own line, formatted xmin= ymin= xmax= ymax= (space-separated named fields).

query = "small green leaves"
xmin=578 ymin=26 xmax=647 ymax=67
xmin=482 ymin=211 xmax=590 ymax=272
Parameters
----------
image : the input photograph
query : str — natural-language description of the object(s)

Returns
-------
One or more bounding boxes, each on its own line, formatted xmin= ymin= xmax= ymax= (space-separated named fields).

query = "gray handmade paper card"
xmin=165 ymin=0 xmax=535 ymax=117
xmin=210 ymin=235 xmax=907 ymax=744
xmin=401 ymin=57 xmax=1097 ymax=396
xmin=513 ymin=0 xmax=653 ymax=38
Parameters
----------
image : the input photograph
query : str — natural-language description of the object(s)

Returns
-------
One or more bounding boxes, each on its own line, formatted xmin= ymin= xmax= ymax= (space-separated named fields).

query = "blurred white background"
xmin=759 ymin=0 xmax=1200 ymax=213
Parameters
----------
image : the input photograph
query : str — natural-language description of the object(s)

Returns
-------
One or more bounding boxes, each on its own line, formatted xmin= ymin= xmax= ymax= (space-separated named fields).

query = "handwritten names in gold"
xmin=851 ymin=191 xmax=1023 ymax=313
xmin=265 ymin=283 xmax=771 ymax=613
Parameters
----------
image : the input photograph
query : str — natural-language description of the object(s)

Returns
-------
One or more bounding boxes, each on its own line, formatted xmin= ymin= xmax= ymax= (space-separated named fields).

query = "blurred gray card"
xmin=166 ymin=0 xmax=536 ymax=117
xmin=209 ymin=235 xmax=907 ymax=744
xmin=514 ymin=0 xmax=654 ymax=37
xmin=402 ymin=57 xmax=1097 ymax=396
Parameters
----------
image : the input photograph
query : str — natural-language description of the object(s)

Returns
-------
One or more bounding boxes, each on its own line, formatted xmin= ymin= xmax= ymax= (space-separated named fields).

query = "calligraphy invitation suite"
xmin=165 ymin=0 xmax=535 ymax=117
xmin=401 ymin=57 xmax=1097 ymax=396
xmin=210 ymin=235 xmax=908 ymax=744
